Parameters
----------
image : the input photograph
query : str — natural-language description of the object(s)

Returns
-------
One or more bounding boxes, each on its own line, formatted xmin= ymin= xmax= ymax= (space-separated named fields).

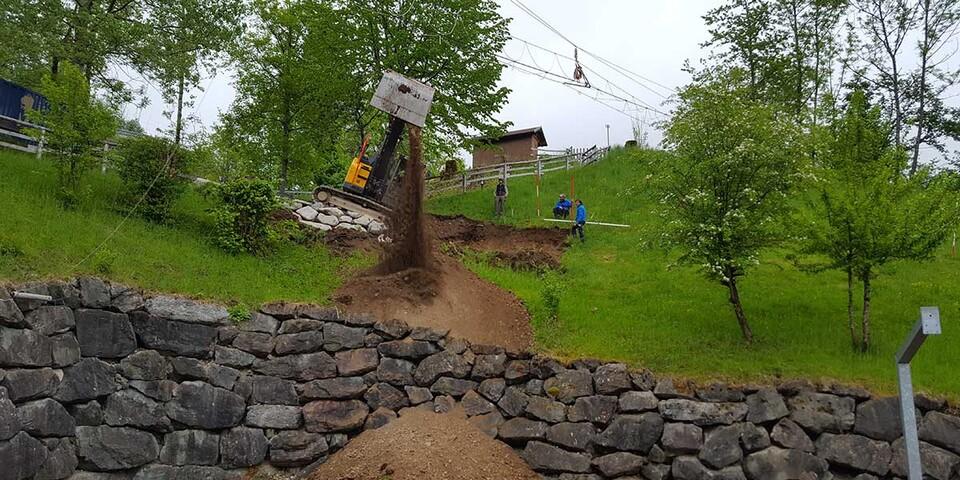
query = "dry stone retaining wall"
xmin=1 ymin=277 xmax=959 ymax=480
xmin=288 ymin=199 xmax=386 ymax=234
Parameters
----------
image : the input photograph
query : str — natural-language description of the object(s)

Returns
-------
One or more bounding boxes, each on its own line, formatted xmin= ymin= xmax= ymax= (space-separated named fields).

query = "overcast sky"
xmin=124 ymin=1 xmax=720 ymax=153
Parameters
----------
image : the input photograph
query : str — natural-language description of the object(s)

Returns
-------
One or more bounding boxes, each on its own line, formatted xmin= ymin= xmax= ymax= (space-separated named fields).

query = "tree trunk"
xmin=279 ymin=98 xmax=292 ymax=196
xmin=860 ymin=269 xmax=872 ymax=352
xmin=847 ymin=266 xmax=857 ymax=350
xmin=726 ymin=275 xmax=754 ymax=343
xmin=911 ymin=0 xmax=931 ymax=174
xmin=174 ymin=75 xmax=185 ymax=146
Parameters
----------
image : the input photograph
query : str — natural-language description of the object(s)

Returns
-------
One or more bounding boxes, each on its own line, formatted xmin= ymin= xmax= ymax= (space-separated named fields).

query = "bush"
xmin=211 ymin=179 xmax=277 ymax=254
xmin=541 ymin=272 xmax=563 ymax=324
xmin=115 ymin=136 xmax=192 ymax=223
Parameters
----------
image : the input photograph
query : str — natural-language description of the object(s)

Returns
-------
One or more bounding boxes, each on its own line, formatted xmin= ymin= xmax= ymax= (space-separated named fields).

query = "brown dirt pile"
xmin=430 ymin=214 xmax=567 ymax=271
xmin=308 ymin=409 xmax=539 ymax=480
xmin=378 ymin=127 xmax=432 ymax=274
xmin=334 ymin=255 xmax=532 ymax=352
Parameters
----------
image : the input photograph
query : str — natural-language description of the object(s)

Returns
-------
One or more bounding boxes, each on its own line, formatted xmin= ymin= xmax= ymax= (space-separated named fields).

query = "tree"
xmin=805 ymin=90 xmax=959 ymax=351
xmin=907 ymin=0 xmax=960 ymax=173
xmin=658 ymin=69 xmax=804 ymax=342
xmin=26 ymin=62 xmax=117 ymax=208
xmin=115 ymin=136 xmax=192 ymax=223
xmin=849 ymin=0 xmax=916 ymax=146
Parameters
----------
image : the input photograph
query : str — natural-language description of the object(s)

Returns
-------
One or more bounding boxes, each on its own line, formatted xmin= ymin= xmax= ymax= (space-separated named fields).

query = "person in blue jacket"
xmin=552 ymin=194 xmax=572 ymax=219
xmin=571 ymin=199 xmax=586 ymax=242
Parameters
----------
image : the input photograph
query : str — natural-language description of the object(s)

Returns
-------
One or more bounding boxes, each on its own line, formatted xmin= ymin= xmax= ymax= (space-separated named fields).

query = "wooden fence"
xmin=425 ymin=146 xmax=610 ymax=196
xmin=0 ymin=114 xmax=140 ymax=158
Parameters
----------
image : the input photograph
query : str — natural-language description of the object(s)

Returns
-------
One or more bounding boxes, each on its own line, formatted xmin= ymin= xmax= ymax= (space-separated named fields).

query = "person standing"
xmin=494 ymin=178 xmax=508 ymax=217
xmin=571 ymin=199 xmax=586 ymax=242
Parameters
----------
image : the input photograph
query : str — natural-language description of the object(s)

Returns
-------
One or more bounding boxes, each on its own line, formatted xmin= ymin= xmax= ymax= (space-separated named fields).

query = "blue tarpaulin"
xmin=0 ymin=78 xmax=48 ymax=122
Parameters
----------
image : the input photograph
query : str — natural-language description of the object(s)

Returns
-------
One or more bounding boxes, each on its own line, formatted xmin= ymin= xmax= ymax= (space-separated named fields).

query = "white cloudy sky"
xmin=124 ymin=1 xmax=716 ymax=152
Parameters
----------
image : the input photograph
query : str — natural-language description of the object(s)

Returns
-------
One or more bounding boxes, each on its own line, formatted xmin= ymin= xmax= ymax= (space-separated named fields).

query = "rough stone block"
xmin=24 ymin=306 xmax=74 ymax=335
xmin=17 ymin=398 xmax=75 ymax=437
xmin=245 ymin=405 xmax=302 ymax=430
xmin=303 ymin=400 xmax=369 ymax=433
xmin=54 ymin=358 xmax=116 ymax=403
xmin=130 ymin=313 xmax=217 ymax=358
xmin=165 ymin=381 xmax=245 ymax=429
xmin=220 ymin=427 xmax=267 ymax=469
xmin=103 ymin=389 xmax=170 ymax=432
xmin=144 ymin=296 xmax=228 ymax=325
xmin=2 ymin=368 xmax=62 ymax=402
xmin=159 ymin=430 xmax=219 ymax=466
xmin=76 ymin=426 xmax=159 ymax=471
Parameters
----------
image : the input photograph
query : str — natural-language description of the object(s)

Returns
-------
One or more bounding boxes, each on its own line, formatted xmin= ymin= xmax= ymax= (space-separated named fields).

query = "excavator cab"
xmin=343 ymin=134 xmax=373 ymax=195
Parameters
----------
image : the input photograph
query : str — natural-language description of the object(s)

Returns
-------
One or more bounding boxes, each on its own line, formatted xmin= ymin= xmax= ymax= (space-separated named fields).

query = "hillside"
xmin=0 ymin=150 xmax=367 ymax=307
xmin=428 ymin=148 xmax=960 ymax=398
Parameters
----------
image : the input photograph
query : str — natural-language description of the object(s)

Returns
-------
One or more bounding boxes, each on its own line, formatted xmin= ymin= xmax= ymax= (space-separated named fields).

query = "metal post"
xmin=36 ymin=133 xmax=44 ymax=160
xmin=896 ymin=307 xmax=942 ymax=480
xmin=605 ymin=124 xmax=610 ymax=149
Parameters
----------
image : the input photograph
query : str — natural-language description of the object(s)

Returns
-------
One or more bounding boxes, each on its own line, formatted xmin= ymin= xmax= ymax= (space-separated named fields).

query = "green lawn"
xmin=0 ymin=150 xmax=367 ymax=308
xmin=430 ymin=148 xmax=960 ymax=399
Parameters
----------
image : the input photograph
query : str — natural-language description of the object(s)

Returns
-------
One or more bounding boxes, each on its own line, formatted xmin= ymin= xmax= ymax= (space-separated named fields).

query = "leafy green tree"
xmin=657 ymin=69 xmax=804 ymax=342
xmin=805 ymin=90 xmax=959 ymax=351
xmin=115 ymin=136 xmax=192 ymax=223
xmin=26 ymin=62 xmax=117 ymax=208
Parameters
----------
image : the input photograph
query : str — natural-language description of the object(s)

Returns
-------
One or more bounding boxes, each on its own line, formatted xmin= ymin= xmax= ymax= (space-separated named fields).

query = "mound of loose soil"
xmin=430 ymin=214 xmax=568 ymax=270
xmin=334 ymin=256 xmax=533 ymax=352
xmin=323 ymin=229 xmax=377 ymax=255
xmin=308 ymin=409 xmax=539 ymax=480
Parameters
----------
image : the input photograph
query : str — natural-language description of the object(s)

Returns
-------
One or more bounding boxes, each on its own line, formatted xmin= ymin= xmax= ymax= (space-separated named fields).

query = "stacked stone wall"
xmin=1 ymin=277 xmax=959 ymax=480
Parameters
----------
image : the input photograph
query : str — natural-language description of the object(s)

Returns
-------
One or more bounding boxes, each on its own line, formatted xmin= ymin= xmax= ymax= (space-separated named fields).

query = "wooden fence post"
xmin=35 ymin=133 xmax=44 ymax=160
xmin=461 ymin=172 xmax=467 ymax=193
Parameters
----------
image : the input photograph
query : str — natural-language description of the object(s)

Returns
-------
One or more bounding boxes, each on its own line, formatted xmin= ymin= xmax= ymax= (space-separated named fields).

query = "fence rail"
xmin=425 ymin=146 xmax=610 ymax=196
xmin=0 ymin=114 xmax=141 ymax=159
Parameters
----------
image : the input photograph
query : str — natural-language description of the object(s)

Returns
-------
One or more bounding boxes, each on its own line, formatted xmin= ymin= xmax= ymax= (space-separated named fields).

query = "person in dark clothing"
xmin=571 ymin=199 xmax=586 ymax=242
xmin=493 ymin=178 xmax=508 ymax=216
xmin=553 ymin=194 xmax=572 ymax=219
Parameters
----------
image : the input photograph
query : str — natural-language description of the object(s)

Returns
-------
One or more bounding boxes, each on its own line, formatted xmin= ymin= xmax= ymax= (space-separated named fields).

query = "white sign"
xmin=370 ymin=70 xmax=436 ymax=128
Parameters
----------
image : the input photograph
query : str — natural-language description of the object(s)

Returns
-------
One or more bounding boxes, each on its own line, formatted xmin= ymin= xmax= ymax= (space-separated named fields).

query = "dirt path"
xmin=334 ymin=256 xmax=533 ymax=352
xmin=308 ymin=409 xmax=539 ymax=480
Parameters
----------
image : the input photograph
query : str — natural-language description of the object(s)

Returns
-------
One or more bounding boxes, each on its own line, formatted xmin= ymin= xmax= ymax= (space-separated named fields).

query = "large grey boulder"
xmin=461 ymin=390 xmax=496 ymax=416
xmin=268 ymin=431 xmax=328 ymax=468
xmin=274 ymin=331 xmax=323 ymax=355
xmin=278 ymin=318 xmax=323 ymax=334
xmin=299 ymin=377 xmax=367 ymax=400
xmin=322 ymin=323 xmax=366 ymax=351
xmin=567 ymin=395 xmax=618 ymax=424
xmin=231 ymin=332 xmax=274 ymax=357
xmin=128 ymin=380 xmax=177 ymax=403
xmin=671 ymin=455 xmax=713 ymax=480
xmin=54 ymin=358 xmax=117 ymax=403
xmin=166 ymin=381 xmax=245 ymax=429
xmin=252 ymin=351 xmax=337 ymax=381
xmin=405 ymin=386 xmax=433 ymax=405
xmin=770 ymin=418 xmax=813 ymax=452
xmin=363 ymin=383 xmax=409 ymax=410
xmin=364 ymin=407 xmax=397 ymax=430
xmin=546 ymin=422 xmax=596 ymax=451
xmin=75 ymin=309 xmax=136 ymax=358
xmin=144 ymin=296 xmax=228 ymax=325
xmin=472 ymin=353 xmax=507 ymax=379
xmin=295 ymin=205 xmax=319 ymax=221
xmin=35 ymin=437 xmax=78 ymax=480
xmin=661 ymin=422 xmax=703 ymax=454
xmin=245 ymin=405 xmax=301 ymax=429
xmin=103 ymin=389 xmax=170 ymax=432
xmin=889 ymin=437 xmax=960 ymax=480
xmin=700 ymin=424 xmax=743 ymax=469
xmin=219 ymin=427 xmax=267 ymax=469
xmin=815 ymin=433 xmax=891 ymax=476
xmin=130 ymin=313 xmax=217 ymax=358
xmin=592 ymin=452 xmax=644 ymax=477
xmin=159 ymin=430 xmax=219 ymax=466
xmin=334 ymin=348 xmax=379 ymax=376
xmin=0 ymin=289 xmax=25 ymax=327
xmin=244 ymin=375 xmax=298 ymax=405
xmin=119 ymin=350 xmax=171 ymax=381
xmin=593 ymin=363 xmax=633 ymax=395
xmin=214 ymin=346 xmax=256 ymax=368
xmin=132 ymin=465 xmax=239 ymax=480
xmin=526 ymin=396 xmax=567 ymax=423
xmin=788 ymin=391 xmax=855 ymax=434
xmin=659 ymin=399 xmax=749 ymax=426
xmin=745 ymin=388 xmax=788 ymax=424
xmin=919 ymin=411 xmax=960 ymax=455
xmin=76 ymin=426 xmax=159 ymax=471
xmin=619 ymin=390 xmax=658 ymax=413
xmin=24 ymin=306 xmax=74 ymax=335
xmin=498 ymin=417 xmax=548 ymax=442
xmin=2 ymin=368 xmax=62 ymax=402
xmin=16 ymin=399 xmax=75 ymax=437
xmin=0 ymin=387 xmax=20 ymax=441
xmin=743 ymin=446 xmax=829 ymax=480
xmin=522 ymin=441 xmax=591 ymax=473
xmin=594 ymin=413 xmax=664 ymax=453
xmin=0 ymin=431 xmax=48 ymax=480
xmin=68 ymin=401 xmax=103 ymax=427
xmin=110 ymin=283 xmax=144 ymax=313
xmin=77 ymin=277 xmax=111 ymax=309
xmin=0 ymin=326 xmax=54 ymax=367
xmin=855 ymin=397 xmax=915 ymax=442
xmin=49 ymin=334 xmax=80 ymax=368
xmin=414 ymin=351 xmax=472 ymax=386
xmin=497 ymin=386 xmax=531 ymax=417
xmin=431 ymin=377 xmax=478 ymax=397
xmin=378 ymin=338 xmax=438 ymax=360
xmin=377 ymin=357 xmax=416 ymax=386
xmin=544 ymin=369 xmax=594 ymax=404
xmin=303 ymin=400 xmax=369 ymax=433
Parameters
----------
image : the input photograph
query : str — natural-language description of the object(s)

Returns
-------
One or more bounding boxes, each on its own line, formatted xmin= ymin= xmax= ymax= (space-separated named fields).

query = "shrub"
xmin=541 ymin=272 xmax=563 ymax=324
xmin=211 ymin=179 xmax=277 ymax=254
xmin=115 ymin=136 xmax=192 ymax=223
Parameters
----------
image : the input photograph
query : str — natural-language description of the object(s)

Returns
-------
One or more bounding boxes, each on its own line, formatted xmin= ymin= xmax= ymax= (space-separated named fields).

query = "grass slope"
xmin=430 ymin=148 xmax=960 ymax=398
xmin=0 ymin=150 xmax=365 ymax=307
